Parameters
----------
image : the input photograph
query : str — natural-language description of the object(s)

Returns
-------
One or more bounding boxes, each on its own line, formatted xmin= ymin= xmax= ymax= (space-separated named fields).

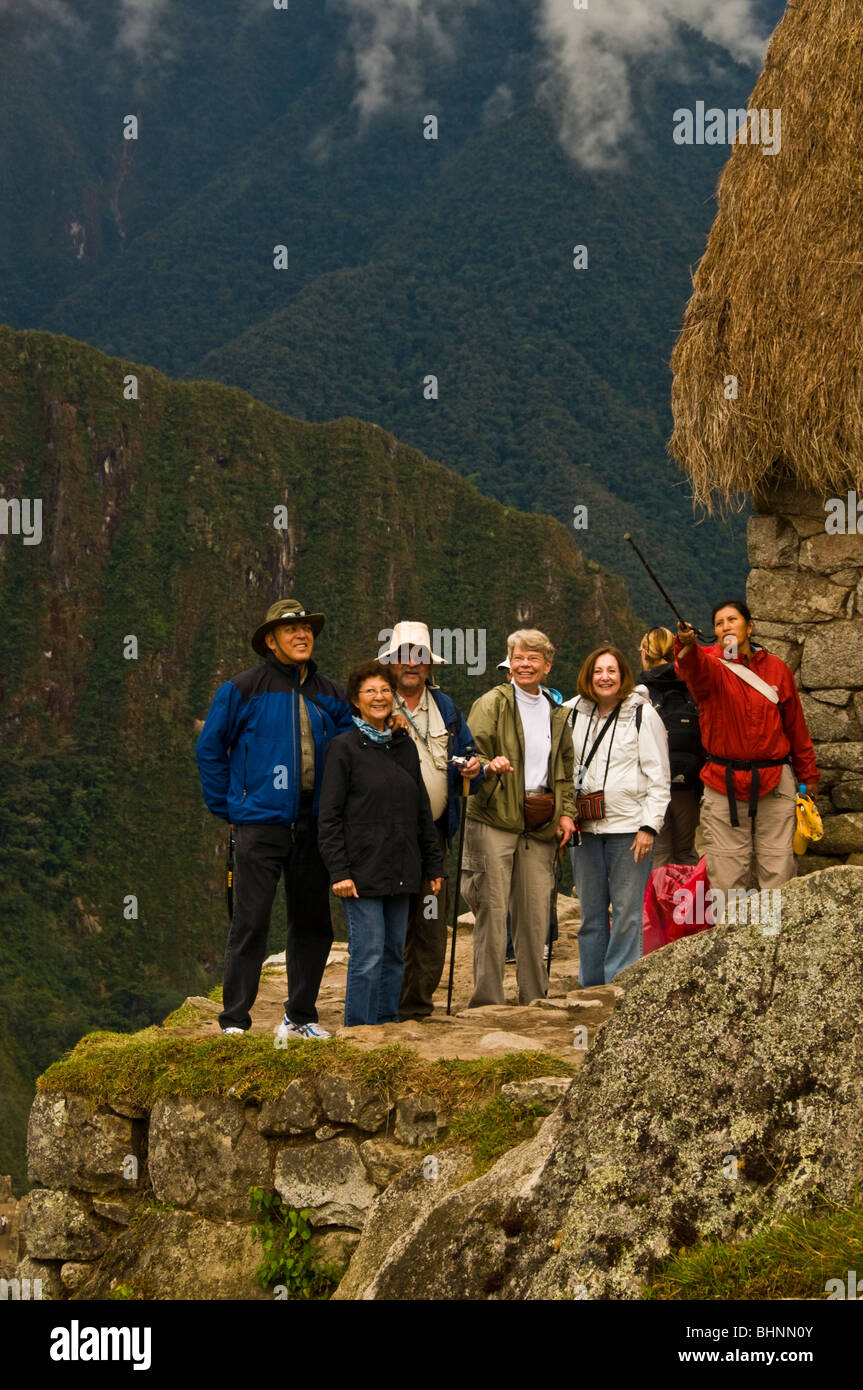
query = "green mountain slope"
xmin=0 ymin=324 xmax=642 ymax=1190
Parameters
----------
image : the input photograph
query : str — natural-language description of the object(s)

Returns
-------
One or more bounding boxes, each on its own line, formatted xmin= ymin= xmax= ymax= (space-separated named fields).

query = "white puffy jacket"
xmin=563 ymin=686 xmax=671 ymax=835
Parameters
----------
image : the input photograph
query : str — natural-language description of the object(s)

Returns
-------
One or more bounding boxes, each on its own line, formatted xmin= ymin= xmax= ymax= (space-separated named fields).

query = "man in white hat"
xmin=378 ymin=622 xmax=482 ymax=1020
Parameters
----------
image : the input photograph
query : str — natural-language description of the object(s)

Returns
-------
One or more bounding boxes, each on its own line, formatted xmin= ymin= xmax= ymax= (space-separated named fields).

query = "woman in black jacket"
xmin=318 ymin=659 xmax=444 ymax=1026
xmin=639 ymin=627 xmax=704 ymax=867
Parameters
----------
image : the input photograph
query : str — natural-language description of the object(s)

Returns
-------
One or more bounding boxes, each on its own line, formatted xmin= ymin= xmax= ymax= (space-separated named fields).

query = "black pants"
xmin=219 ymin=812 xmax=333 ymax=1031
xmin=399 ymin=827 xmax=449 ymax=1021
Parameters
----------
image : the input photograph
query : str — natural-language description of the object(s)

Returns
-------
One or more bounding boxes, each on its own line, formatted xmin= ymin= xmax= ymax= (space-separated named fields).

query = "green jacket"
xmin=466 ymin=683 xmax=576 ymax=840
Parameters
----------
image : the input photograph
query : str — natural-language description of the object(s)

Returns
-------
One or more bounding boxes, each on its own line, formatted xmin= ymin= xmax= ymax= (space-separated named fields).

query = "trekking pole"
xmin=226 ymin=825 xmax=235 ymax=920
xmin=547 ymin=843 xmax=564 ymax=975
xmin=623 ymin=533 xmax=704 ymax=638
xmin=445 ymin=774 xmax=471 ymax=1016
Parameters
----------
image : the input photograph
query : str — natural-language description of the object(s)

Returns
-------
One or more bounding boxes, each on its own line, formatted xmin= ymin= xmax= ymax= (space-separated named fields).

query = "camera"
xmin=450 ymin=754 xmax=474 ymax=770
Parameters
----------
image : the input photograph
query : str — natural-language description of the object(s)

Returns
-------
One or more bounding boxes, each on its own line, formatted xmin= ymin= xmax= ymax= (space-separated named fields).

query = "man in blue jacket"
xmin=196 ymin=599 xmax=353 ymax=1038
xmin=379 ymin=622 xmax=482 ymax=1021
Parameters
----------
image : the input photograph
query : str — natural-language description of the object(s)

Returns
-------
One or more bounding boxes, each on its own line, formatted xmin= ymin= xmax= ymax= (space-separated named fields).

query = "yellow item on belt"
xmin=793 ymin=791 xmax=823 ymax=856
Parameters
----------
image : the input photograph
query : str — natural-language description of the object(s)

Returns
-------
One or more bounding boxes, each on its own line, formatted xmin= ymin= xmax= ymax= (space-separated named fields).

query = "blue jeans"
xmin=344 ymin=895 xmax=411 ymax=1026
xmin=570 ymin=833 xmax=653 ymax=987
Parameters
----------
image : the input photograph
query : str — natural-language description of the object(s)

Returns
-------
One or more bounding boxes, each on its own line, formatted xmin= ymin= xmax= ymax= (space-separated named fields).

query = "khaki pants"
xmin=462 ymin=820 xmax=556 ymax=1007
xmin=653 ymin=787 xmax=701 ymax=869
xmin=700 ymin=765 xmax=797 ymax=908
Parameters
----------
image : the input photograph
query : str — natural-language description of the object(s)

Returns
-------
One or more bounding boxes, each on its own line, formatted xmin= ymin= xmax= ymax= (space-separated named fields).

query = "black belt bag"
xmin=706 ymin=754 xmax=791 ymax=827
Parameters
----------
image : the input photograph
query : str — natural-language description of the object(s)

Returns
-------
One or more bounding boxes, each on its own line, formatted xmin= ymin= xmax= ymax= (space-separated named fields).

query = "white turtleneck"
xmin=513 ymin=684 xmax=551 ymax=789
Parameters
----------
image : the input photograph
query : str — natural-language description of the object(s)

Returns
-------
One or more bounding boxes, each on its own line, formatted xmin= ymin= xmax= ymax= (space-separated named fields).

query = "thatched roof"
xmin=669 ymin=0 xmax=863 ymax=510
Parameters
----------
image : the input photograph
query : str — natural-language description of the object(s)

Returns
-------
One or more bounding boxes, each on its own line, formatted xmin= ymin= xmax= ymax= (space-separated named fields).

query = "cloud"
xmin=482 ymin=83 xmax=514 ymax=127
xmin=0 ymin=0 xmax=82 ymax=36
xmin=329 ymin=0 xmax=480 ymax=125
xmin=536 ymin=0 xmax=771 ymax=168
xmin=0 ymin=0 xmax=77 ymax=19
xmin=114 ymin=0 xmax=174 ymax=61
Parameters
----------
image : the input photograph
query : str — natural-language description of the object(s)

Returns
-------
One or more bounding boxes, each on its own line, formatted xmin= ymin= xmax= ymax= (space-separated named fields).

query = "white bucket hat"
xmin=379 ymin=620 xmax=446 ymax=666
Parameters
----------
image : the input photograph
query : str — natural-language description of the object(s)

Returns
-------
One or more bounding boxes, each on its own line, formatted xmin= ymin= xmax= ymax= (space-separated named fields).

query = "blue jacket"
xmin=424 ymin=686 xmax=483 ymax=845
xmin=196 ymin=654 xmax=353 ymax=825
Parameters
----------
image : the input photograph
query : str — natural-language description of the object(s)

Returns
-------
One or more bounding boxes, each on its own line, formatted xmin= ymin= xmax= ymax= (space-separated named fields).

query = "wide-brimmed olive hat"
xmin=252 ymin=599 xmax=326 ymax=657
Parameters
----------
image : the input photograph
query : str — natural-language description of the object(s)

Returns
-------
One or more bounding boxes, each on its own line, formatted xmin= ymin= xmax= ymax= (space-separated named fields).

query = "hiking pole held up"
xmin=226 ymin=825 xmax=235 ymax=921
xmin=446 ymin=770 xmax=471 ymax=1016
xmin=623 ymin=533 xmax=704 ymax=638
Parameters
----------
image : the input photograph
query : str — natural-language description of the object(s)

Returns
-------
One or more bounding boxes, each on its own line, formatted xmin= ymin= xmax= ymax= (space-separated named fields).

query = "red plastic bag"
xmin=643 ymin=857 xmax=714 ymax=955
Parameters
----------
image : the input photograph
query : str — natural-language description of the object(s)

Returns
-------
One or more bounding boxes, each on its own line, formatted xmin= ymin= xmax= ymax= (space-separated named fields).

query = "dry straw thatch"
xmin=669 ymin=0 xmax=863 ymax=511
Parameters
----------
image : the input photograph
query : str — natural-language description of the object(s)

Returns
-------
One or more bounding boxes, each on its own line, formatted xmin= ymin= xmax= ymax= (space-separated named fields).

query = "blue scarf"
xmin=352 ymin=715 xmax=392 ymax=744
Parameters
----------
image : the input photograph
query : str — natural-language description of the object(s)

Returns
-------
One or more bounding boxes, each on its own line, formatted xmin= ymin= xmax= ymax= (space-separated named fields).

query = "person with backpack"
xmin=639 ymin=626 xmax=703 ymax=867
xmin=565 ymin=646 xmax=670 ymax=986
xmin=676 ymin=601 xmax=818 ymax=900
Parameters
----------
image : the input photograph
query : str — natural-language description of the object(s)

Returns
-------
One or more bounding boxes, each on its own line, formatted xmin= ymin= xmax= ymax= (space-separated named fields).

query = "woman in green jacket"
xmin=462 ymin=629 xmax=576 ymax=1008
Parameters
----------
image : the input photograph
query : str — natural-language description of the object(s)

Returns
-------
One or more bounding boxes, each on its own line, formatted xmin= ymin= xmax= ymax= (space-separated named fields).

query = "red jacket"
xmin=673 ymin=639 xmax=818 ymax=800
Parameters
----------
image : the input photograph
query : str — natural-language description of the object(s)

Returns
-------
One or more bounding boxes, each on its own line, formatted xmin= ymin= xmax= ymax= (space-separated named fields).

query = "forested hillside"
xmin=0 ymin=0 xmax=787 ymax=621
xmin=0 ymin=325 xmax=642 ymax=1189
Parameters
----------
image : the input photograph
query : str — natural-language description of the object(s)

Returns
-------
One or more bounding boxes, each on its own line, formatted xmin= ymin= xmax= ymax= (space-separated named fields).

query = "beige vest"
xmin=397 ymin=689 xmax=449 ymax=821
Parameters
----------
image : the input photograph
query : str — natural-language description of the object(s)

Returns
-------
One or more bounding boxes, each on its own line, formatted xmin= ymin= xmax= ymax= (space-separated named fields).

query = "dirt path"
xmin=171 ymin=894 xmax=620 ymax=1063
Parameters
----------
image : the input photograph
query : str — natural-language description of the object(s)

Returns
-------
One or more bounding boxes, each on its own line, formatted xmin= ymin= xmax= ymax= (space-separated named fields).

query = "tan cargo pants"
xmin=700 ymin=764 xmax=797 ymax=907
xmin=462 ymin=819 xmax=556 ymax=1007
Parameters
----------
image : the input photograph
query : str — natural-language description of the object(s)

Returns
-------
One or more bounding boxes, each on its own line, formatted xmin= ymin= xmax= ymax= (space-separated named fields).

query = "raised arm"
xmin=674 ymin=623 xmax=721 ymax=701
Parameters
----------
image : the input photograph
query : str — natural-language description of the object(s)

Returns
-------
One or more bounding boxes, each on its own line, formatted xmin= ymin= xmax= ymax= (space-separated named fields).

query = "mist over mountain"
xmin=0 ymin=0 xmax=786 ymax=620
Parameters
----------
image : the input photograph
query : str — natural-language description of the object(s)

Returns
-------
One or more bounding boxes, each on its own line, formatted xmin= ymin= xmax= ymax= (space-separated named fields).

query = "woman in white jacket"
xmin=564 ymin=646 xmax=671 ymax=986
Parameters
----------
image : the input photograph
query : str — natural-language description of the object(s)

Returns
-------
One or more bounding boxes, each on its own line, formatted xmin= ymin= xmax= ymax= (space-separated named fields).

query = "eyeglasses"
xmin=359 ymin=687 xmax=393 ymax=698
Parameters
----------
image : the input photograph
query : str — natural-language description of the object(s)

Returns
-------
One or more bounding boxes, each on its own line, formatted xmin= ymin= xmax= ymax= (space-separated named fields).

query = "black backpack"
xmin=644 ymin=683 xmax=704 ymax=790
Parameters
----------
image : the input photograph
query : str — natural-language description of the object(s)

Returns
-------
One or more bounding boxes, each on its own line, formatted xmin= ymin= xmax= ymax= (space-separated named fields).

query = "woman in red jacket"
xmin=676 ymin=600 xmax=818 ymax=903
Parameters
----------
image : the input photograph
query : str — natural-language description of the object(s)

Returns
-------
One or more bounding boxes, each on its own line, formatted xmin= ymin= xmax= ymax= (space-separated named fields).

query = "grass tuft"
xmin=646 ymin=1204 xmax=863 ymax=1300
xmin=36 ymin=1031 xmax=573 ymax=1126
xmin=441 ymin=1094 xmax=552 ymax=1175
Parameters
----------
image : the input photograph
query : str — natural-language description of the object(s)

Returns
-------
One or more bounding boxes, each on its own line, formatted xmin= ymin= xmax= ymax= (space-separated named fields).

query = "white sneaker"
xmin=221 ymin=1026 xmax=245 ymax=1035
xmin=275 ymin=1015 xmax=331 ymax=1041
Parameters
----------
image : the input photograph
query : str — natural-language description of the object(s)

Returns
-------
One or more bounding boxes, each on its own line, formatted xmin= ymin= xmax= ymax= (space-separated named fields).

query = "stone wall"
xmin=748 ymin=482 xmax=863 ymax=865
xmin=13 ymin=1073 xmax=566 ymax=1300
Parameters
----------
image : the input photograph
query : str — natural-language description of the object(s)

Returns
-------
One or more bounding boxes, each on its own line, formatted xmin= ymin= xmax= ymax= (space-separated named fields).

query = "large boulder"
xmin=314 ymin=1076 xmax=389 ymax=1132
xmin=273 ymin=1137 xmax=378 ymax=1229
xmin=818 ymin=813 xmax=863 ymax=856
xmin=20 ymin=1190 xmax=108 ymax=1262
xmin=342 ymin=868 xmax=863 ymax=1300
xmin=747 ymin=568 xmax=850 ymax=623
xmin=10 ymin=1256 xmax=65 ymax=1300
xmin=257 ymin=1081 xmax=321 ymax=1136
xmin=72 ymin=1210 xmax=270 ymax=1300
xmin=27 ymin=1093 xmax=144 ymax=1191
xmin=148 ymin=1096 xmax=272 ymax=1220
xmin=799 ymin=694 xmax=860 ymax=744
xmin=333 ymin=1149 xmax=475 ymax=1300
xmin=802 ymin=621 xmax=863 ymax=689
xmin=831 ymin=779 xmax=863 ymax=812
